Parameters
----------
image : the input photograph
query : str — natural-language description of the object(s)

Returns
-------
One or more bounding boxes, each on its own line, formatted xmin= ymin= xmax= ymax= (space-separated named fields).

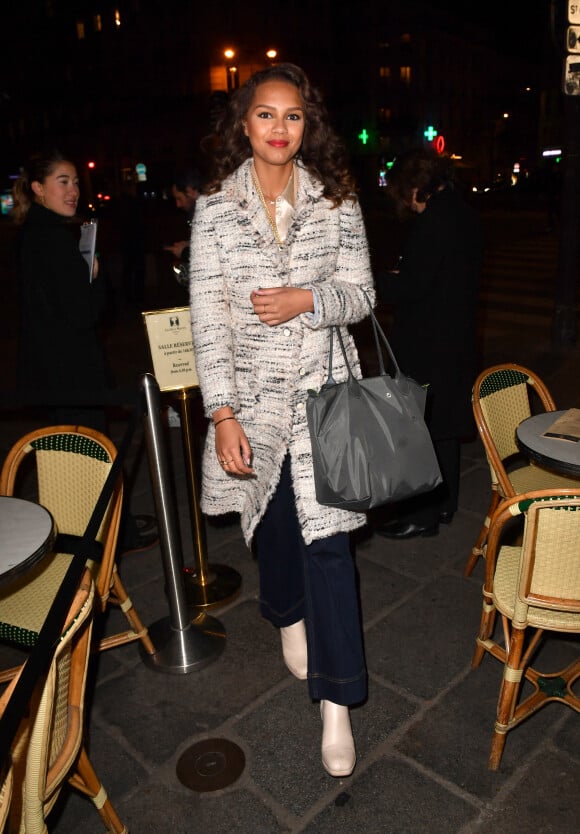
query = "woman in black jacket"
xmin=13 ymin=149 xmax=107 ymax=430
xmin=12 ymin=149 xmax=158 ymax=554
xmin=375 ymin=148 xmax=483 ymax=538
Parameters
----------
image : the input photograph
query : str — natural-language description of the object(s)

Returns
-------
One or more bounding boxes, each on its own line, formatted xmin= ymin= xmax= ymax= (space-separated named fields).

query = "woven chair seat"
xmin=0 ymin=553 xmax=74 ymax=645
xmin=507 ymin=463 xmax=578 ymax=495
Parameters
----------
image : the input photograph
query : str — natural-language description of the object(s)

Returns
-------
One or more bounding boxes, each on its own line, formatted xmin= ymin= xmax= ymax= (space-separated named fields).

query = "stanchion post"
xmin=138 ymin=373 xmax=225 ymax=673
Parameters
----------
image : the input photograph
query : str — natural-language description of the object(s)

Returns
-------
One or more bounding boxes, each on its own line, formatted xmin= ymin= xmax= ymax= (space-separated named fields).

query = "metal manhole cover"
xmin=176 ymin=738 xmax=245 ymax=792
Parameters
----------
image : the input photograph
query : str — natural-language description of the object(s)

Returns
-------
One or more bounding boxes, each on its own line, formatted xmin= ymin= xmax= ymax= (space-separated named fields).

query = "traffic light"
xmin=87 ymin=161 xmax=96 ymax=169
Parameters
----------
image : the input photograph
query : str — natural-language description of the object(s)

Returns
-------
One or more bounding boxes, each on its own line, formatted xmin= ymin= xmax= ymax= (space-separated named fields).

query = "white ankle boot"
xmin=320 ymin=700 xmax=356 ymax=778
xmin=280 ymin=619 xmax=308 ymax=680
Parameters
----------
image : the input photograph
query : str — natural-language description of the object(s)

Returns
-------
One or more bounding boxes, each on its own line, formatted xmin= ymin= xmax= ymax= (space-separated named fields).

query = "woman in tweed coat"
xmin=189 ymin=64 xmax=374 ymax=778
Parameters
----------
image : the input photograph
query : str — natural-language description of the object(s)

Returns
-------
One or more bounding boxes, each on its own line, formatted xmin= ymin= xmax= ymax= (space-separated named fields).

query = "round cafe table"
xmin=516 ymin=410 xmax=580 ymax=479
xmin=0 ymin=496 xmax=56 ymax=590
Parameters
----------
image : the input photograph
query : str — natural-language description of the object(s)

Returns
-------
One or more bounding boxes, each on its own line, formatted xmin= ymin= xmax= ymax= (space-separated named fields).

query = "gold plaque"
xmin=142 ymin=306 xmax=198 ymax=392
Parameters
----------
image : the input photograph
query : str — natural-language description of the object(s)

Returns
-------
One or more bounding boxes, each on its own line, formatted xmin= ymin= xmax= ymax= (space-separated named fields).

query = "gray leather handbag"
xmin=306 ymin=307 xmax=442 ymax=512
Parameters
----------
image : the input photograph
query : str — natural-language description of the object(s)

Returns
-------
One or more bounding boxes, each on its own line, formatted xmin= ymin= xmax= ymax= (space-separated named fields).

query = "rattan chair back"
xmin=7 ymin=568 xmax=126 ymax=833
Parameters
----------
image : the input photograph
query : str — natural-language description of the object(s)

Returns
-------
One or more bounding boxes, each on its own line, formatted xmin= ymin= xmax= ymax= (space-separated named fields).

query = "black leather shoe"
xmin=373 ymin=520 xmax=439 ymax=539
xmin=438 ymin=511 xmax=455 ymax=525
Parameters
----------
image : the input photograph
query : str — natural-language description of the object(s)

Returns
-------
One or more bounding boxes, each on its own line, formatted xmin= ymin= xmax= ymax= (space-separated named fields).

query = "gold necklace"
xmin=252 ymin=169 xmax=284 ymax=249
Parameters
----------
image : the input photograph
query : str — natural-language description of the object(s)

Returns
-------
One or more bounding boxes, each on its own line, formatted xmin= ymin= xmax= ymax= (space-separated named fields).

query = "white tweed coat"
xmin=189 ymin=158 xmax=375 ymax=546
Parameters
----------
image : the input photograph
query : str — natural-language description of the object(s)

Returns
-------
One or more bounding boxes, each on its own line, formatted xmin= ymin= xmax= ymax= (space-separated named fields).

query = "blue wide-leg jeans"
xmin=253 ymin=456 xmax=367 ymax=706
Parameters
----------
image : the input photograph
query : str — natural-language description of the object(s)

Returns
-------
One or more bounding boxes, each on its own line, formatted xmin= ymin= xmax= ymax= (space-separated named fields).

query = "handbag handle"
xmin=324 ymin=291 xmax=404 ymax=387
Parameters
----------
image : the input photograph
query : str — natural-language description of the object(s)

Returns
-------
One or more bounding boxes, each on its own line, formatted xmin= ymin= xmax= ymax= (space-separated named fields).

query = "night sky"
xmin=426 ymin=0 xmax=550 ymax=60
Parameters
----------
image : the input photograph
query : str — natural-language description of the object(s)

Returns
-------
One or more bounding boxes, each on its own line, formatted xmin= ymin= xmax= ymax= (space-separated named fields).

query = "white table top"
xmin=0 ymin=496 xmax=56 ymax=586
xmin=517 ymin=411 xmax=580 ymax=477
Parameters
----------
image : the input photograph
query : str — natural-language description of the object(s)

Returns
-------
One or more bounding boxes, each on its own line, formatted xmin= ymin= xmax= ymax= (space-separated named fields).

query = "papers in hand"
xmin=543 ymin=408 xmax=580 ymax=442
xmin=79 ymin=219 xmax=98 ymax=281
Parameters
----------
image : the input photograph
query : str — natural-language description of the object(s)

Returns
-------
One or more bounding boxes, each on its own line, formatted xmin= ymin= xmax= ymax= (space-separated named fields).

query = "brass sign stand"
xmin=175 ymin=387 xmax=242 ymax=608
xmin=142 ymin=307 xmax=241 ymax=610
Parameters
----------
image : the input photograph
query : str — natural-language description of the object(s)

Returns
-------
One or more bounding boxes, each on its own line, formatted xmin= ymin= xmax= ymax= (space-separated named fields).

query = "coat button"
xmin=296 ymin=402 xmax=304 ymax=411
xmin=299 ymin=367 xmax=306 ymax=376
xmin=283 ymin=328 xmax=291 ymax=336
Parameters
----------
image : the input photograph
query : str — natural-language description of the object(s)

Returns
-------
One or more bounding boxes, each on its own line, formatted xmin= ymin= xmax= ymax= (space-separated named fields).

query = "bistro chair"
xmin=472 ymin=488 xmax=580 ymax=769
xmin=7 ymin=568 xmax=127 ymax=833
xmin=0 ymin=425 xmax=154 ymax=682
xmin=465 ymin=363 xmax=578 ymax=577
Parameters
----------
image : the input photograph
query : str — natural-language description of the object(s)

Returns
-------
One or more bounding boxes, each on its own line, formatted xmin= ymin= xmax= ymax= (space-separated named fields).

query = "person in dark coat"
xmin=374 ymin=147 xmax=483 ymax=538
xmin=12 ymin=149 xmax=158 ymax=554
xmin=12 ymin=149 xmax=108 ymax=431
xmin=163 ymin=166 xmax=202 ymax=289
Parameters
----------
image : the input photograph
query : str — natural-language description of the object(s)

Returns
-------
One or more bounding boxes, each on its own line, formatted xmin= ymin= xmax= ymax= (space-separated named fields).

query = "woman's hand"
xmin=251 ymin=287 xmax=314 ymax=326
xmin=214 ymin=417 xmax=254 ymax=477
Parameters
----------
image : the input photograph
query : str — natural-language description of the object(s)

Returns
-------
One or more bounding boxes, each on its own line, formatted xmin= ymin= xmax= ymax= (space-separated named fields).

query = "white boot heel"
xmin=280 ymin=620 xmax=307 ymax=680
xmin=320 ymin=700 xmax=356 ymax=777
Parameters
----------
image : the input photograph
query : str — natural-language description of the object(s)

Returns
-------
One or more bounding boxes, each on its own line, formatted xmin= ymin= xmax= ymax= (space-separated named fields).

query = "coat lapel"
xmin=223 ymin=158 xmax=325 ymax=254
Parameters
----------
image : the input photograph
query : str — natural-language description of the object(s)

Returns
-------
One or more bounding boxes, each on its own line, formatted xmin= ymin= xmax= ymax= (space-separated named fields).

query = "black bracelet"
xmin=214 ymin=416 xmax=236 ymax=428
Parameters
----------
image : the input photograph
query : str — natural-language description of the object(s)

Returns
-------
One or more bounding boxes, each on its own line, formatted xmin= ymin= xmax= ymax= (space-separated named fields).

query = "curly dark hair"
xmin=206 ymin=63 xmax=356 ymax=206
xmin=387 ymin=147 xmax=456 ymax=218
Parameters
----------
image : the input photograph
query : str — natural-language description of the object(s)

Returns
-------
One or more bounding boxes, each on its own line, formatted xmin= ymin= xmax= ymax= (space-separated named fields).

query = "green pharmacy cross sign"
xmin=424 ymin=125 xmax=438 ymax=141
xmin=358 ymin=128 xmax=370 ymax=145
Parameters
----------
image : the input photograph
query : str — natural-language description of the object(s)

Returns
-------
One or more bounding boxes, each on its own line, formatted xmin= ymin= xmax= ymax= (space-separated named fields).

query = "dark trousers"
xmin=253 ymin=456 xmax=367 ymax=706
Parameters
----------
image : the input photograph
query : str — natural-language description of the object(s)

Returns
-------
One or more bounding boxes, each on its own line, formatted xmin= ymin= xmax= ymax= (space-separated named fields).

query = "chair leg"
xmin=69 ymin=746 xmax=128 ymax=833
xmin=488 ymin=627 xmax=526 ymax=770
xmin=465 ymin=492 xmax=500 ymax=577
xmin=98 ymin=567 xmax=156 ymax=655
xmin=472 ymin=595 xmax=497 ymax=668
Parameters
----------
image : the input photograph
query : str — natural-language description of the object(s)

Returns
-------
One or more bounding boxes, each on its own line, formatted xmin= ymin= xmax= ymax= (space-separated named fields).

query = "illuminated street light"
xmin=224 ymin=48 xmax=239 ymax=92
xmin=266 ymin=49 xmax=277 ymax=62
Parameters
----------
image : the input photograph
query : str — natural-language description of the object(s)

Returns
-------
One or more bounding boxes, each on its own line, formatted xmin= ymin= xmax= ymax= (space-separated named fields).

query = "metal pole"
xmin=138 ymin=373 xmax=225 ymax=673
xmin=176 ymin=388 xmax=242 ymax=609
